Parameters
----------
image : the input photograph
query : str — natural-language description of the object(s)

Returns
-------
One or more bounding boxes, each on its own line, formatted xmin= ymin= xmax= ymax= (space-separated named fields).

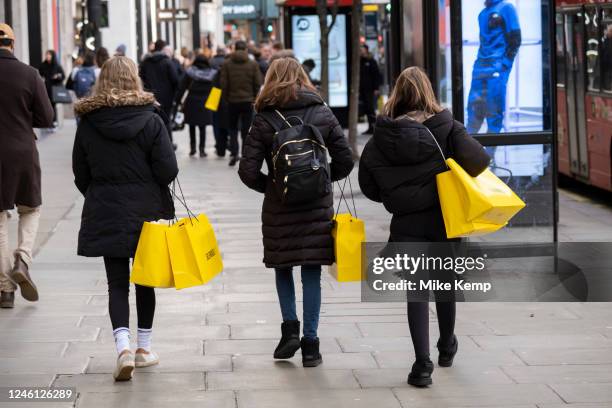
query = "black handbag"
xmin=52 ymin=85 xmax=73 ymax=104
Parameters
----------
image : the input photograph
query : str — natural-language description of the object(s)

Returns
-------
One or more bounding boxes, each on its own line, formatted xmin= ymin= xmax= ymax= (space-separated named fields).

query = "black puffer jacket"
xmin=359 ymin=110 xmax=489 ymax=241
xmin=239 ymin=91 xmax=354 ymax=268
xmin=139 ymin=52 xmax=179 ymax=111
xmin=176 ymin=57 xmax=217 ymax=126
xmin=72 ymin=91 xmax=179 ymax=258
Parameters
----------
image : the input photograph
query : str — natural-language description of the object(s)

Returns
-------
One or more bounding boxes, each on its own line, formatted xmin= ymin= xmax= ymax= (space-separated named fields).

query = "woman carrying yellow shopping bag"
xmin=358 ymin=67 xmax=490 ymax=387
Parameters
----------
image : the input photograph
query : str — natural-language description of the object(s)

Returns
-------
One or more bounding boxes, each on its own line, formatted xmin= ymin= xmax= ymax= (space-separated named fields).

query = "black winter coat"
xmin=72 ymin=91 xmax=179 ymax=258
xmin=239 ymin=91 xmax=354 ymax=268
xmin=38 ymin=57 xmax=65 ymax=101
xmin=358 ymin=110 xmax=490 ymax=241
xmin=139 ymin=52 xmax=179 ymax=112
xmin=176 ymin=62 xmax=217 ymax=126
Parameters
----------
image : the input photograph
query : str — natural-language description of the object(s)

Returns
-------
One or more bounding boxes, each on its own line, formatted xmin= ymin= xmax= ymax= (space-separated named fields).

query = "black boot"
xmin=274 ymin=320 xmax=301 ymax=359
xmin=437 ymin=335 xmax=458 ymax=367
xmin=407 ymin=358 xmax=434 ymax=387
xmin=0 ymin=291 xmax=14 ymax=308
xmin=300 ymin=337 xmax=322 ymax=367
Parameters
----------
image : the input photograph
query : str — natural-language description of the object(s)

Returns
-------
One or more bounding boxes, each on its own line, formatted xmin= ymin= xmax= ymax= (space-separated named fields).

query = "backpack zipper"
xmin=272 ymin=139 xmax=327 ymax=171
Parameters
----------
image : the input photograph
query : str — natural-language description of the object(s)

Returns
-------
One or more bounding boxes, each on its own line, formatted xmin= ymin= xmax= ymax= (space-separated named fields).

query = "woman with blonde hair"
xmin=359 ymin=66 xmax=490 ymax=386
xmin=239 ymin=57 xmax=353 ymax=367
xmin=72 ymin=56 xmax=178 ymax=381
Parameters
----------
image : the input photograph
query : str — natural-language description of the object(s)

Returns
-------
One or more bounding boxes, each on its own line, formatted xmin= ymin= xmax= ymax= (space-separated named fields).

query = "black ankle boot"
xmin=274 ymin=320 xmax=301 ymax=359
xmin=300 ymin=337 xmax=322 ymax=367
xmin=407 ymin=358 xmax=434 ymax=387
xmin=437 ymin=335 xmax=458 ymax=367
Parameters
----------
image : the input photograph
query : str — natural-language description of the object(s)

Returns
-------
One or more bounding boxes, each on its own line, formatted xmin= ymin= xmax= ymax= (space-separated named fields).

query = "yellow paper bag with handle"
xmin=181 ymin=214 xmax=223 ymax=284
xmin=131 ymin=222 xmax=175 ymax=288
xmin=166 ymin=218 xmax=205 ymax=290
xmin=205 ymin=87 xmax=222 ymax=112
xmin=330 ymin=213 xmax=366 ymax=282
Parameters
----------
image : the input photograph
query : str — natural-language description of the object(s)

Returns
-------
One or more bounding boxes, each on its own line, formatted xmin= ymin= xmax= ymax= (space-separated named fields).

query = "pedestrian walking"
xmin=0 ymin=24 xmax=54 ymax=309
xmin=238 ymin=57 xmax=354 ymax=367
xmin=211 ymin=47 xmax=230 ymax=157
xmin=72 ymin=56 xmax=178 ymax=381
xmin=359 ymin=44 xmax=382 ymax=135
xmin=72 ymin=52 xmax=96 ymax=99
xmin=358 ymin=67 xmax=490 ymax=386
xmin=175 ymin=52 xmax=218 ymax=157
xmin=220 ymin=40 xmax=262 ymax=166
xmin=94 ymin=47 xmax=110 ymax=78
xmin=38 ymin=49 xmax=65 ymax=127
xmin=139 ymin=39 xmax=179 ymax=147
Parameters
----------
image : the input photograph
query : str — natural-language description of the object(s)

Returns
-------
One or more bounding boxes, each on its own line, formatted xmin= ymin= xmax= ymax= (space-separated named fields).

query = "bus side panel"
xmin=586 ymin=94 xmax=612 ymax=191
xmin=557 ymin=88 xmax=572 ymax=176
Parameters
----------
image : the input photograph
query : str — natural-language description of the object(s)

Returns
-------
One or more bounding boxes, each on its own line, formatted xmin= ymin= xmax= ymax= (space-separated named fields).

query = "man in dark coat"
xmin=359 ymin=44 xmax=382 ymax=135
xmin=220 ymin=40 xmax=263 ymax=166
xmin=0 ymin=24 xmax=54 ymax=308
xmin=211 ymin=48 xmax=230 ymax=157
xmin=238 ymin=91 xmax=354 ymax=268
xmin=139 ymin=40 xmax=179 ymax=144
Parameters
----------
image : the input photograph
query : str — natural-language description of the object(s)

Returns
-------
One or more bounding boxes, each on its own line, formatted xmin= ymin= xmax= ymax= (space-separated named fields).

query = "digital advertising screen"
xmin=462 ymin=0 xmax=546 ymax=177
xmin=291 ymin=14 xmax=348 ymax=108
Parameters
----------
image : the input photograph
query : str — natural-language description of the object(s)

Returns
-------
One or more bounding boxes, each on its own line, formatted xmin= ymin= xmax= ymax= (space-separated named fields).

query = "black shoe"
xmin=407 ymin=358 xmax=434 ymax=387
xmin=189 ymin=149 xmax=196 ymax=156
xmin=301 ymin=337 xmax=322 ymax=367
xmin=437 ymin=335 xmax=458 ymax=367
xmin=0 ymin=291 xmax=14 ymax=308
xmin=228 ymin=156 xmax=238 ymax=166
xmin=200 ymin=150 xmax=207 ymax=158
xmin=274 ymin=320 xmax=301 ymax=359
xmin=172 ymin=143 xmax=178 ymax=151
xmin=9 ymin=255 xmax=38 ymax=302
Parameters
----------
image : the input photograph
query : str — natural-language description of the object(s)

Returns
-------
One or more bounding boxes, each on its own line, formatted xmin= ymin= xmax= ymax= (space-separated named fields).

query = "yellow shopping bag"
xmin=181 ymin=214 xmax=223 ymax=284
xmin=165 ymin=219 xmax=205 ymax=290
xmin=205 ymin=87 xmax=222 ymax=112
xmin=330 ymin=213 xmax=366 ymax=282
xmin=437 ymin=158 xmax=526 ymax=238
xmin=131 ymin=222 xmax=175 ymax=288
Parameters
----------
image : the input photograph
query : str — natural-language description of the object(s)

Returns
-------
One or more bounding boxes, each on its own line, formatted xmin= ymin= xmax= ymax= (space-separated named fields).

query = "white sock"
xmin=113 ymin=327 xmax=130 ymax=354
xmin=137 ymin=328 xmax=152 ymax=352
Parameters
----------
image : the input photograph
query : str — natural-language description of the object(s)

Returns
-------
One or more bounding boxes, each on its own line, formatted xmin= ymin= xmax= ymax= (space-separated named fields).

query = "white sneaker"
xmin=113 ymin=351 xmax=135 ymax=381
xmin=135 ymin=351 xmax=159 ymax=367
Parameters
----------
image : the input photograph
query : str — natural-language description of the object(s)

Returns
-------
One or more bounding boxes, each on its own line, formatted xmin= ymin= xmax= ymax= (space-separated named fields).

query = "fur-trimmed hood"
xmin=74 ymin=90 xmax=157 ymax=116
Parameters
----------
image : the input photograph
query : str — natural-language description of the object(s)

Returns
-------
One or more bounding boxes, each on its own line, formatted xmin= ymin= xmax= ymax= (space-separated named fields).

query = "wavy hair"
xmin=95 ymin=56 xmax=144 ymax=96
xmin=254 ymin=57 xmax=318 ymax=112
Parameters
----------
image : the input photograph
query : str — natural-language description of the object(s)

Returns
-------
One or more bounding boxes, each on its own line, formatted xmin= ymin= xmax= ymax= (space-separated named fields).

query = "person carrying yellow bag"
xmin=359 ymin=67 xmax=490 ymax=387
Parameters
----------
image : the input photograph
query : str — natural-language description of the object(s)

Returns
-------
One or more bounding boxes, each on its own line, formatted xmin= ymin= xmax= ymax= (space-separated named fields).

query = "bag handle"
xmin=334 ymin=176 xmax=358 ymax=219
xmin=171 ymin=178 xmax=199 ymax=225
xmin=422 ymin=126 xmax=449 ymax=170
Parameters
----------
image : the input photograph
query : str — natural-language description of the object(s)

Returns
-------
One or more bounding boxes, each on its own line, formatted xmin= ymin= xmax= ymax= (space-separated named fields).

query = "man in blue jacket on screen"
xmin=466 ymin=0 xmax=521 ymax=134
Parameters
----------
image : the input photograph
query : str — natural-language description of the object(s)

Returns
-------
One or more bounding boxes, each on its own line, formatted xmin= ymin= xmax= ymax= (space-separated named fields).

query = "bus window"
xmin=556 ymin=12 xmax=566 ymax=87
xmin=585 ymin=7 xmax=600 ymax=92
xmin=601 ymin=9 xmax=612 ymax=93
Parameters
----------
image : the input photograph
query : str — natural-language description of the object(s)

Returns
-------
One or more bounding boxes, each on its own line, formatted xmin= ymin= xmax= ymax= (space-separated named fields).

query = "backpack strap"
xmin=258 ymin=110 xmax=290 ymax=133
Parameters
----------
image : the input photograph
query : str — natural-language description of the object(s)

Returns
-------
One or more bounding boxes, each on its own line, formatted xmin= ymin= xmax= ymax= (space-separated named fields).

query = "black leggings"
xmin=408 ymin=301 xmax=456 ymax=360
xmin=103 ymin=257 xmax=155 ymax=330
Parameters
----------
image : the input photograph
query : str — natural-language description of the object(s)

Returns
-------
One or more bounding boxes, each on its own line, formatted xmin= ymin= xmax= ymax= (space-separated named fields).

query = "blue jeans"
xmin=275 ymin=265 xmax=322 ymax=340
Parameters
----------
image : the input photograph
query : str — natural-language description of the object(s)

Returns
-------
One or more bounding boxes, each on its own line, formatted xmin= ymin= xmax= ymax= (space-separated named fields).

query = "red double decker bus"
xmin=556 ymin=0 xmax=612 ymax=191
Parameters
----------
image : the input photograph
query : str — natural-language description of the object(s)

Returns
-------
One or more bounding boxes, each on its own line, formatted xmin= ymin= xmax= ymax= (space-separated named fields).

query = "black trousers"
xmin=213 ymin=112 xmax=229 ymax=157
xmin=227 ymin=102 xmax=254 ymax=157
xmin=189 ymin=125 xmax=206 ymax=151
xmin=103 ymin=257 xmax=155 ymax=330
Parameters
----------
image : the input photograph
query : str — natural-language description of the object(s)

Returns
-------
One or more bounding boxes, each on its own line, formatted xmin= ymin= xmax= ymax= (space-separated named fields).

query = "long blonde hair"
xmin=254 ymin=57 xmax=318 ymax=112
xmin=383 ymin=66 xmax=443 ymax=119
xmin=95 ymin=56 xmax=144 ymax=95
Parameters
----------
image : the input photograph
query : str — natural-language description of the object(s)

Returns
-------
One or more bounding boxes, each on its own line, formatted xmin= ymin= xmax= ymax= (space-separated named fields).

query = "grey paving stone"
xmin=237 ymin=389 xmax=402 ymax=408
xmin=483 ymin=317 xmax=611 ymax=336
xmin=1 ymin=327 xmax=99 ymax=343
xmin=0 ymin=374 xmax=55 ymax=387
xmin=503 ymin=364 xmax=612 ymax=384
xmin=393 ymin=383 xmax=562 ymax=407
xmin=471 ymin=334 xmax=611 ymax=350
xmin=232 ymin=352 xmax=377 ymax=370
xmin=86 ymin=353 xmax=231 ymax=374
xmin=337 ymin=335 xmax=481 ymax=353
xmin=354 ymin=367 xmax=513 ymax=388
xmin=64 ymin=339 xmax=204 ymax=358
xmin=204 ymin=338 xmax=341 ymax=355
xmin=373 ymin=348 xmax=525 ymax=368
xmin=515 ymin=347 xmax=612 ymax=365
xmin=0 ymin=357 xmax=88 ymax=375
xmin=93 ymin=324 xmax=229 ymax=343
xmin=53 ymin=372 xmax=205 ymax=392
xmin=208 ymin=369 xmax=359 ymax=390
xmin=0 ymin=342 xmax=66 ymax=358
xmin=230 ymin=323 xmax=361 ymax=340
xmin=549 ymin=383 xmax=612 ymax=404
xmin=75 ymin=390 xmax=236 ymax=408
xmin=358 ymin=321 xmax=492 ymax=337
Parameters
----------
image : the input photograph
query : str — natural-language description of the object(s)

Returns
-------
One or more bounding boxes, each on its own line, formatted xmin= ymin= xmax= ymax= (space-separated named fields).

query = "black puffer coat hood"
xmin=72 ymin=94 xmax=179 ymax=258
xmin=359 ymin=110 xmax=490 ymax=239
xmin=239 ymin=90 xmax=354 ymax=268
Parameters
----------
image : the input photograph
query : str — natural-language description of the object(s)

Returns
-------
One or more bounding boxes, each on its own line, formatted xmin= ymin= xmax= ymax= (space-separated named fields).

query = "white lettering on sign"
xmin=223 ymin=4 xmax=257 ymax=15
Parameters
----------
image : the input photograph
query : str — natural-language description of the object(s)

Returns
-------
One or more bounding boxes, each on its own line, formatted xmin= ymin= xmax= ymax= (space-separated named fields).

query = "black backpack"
xmin=259 ymin=107 xmax=331 ymax=205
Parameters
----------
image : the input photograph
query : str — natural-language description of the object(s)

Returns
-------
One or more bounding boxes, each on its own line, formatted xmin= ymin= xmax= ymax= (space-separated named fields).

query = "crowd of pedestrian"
xmin=0 ymin=20 xmax=492 ymax=388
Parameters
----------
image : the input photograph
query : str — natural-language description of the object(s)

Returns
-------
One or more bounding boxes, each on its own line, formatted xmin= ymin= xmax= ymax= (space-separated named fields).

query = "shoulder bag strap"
xmin=422 ymin=125 xmax=449 ymax=170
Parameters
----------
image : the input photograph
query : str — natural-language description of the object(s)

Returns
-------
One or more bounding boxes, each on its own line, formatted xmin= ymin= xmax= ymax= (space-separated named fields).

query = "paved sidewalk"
xmin=1 ymin=121 xmax=611 ymax=408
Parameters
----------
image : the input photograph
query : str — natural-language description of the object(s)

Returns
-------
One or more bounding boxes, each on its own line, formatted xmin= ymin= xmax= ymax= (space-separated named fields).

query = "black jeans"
xmin=103 ymin=257 xmax=155 ymax=330
xmin=212 ymin=112 xmax=229 ymax=157
xmin=228 ymin=102 xmax=254 ymax=157
xmin=189 ymin=125 xmax=206 ymax=152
